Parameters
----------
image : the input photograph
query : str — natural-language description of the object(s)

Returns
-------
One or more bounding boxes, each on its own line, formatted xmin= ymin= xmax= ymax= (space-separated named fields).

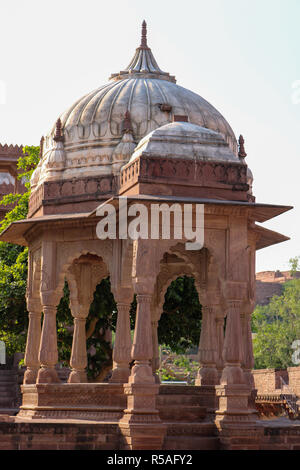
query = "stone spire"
xmin=140 ymin=20 xmax=148 ymax=48
xmin=112 ymin=111 xmax=136 ymax=174
xmin=110 ymin=21 xmax=176 ymax=83
xmin=54 ymin=118 xmax=64 ymax=143
xmin=39 ymin=136 xmax=44 ymax=159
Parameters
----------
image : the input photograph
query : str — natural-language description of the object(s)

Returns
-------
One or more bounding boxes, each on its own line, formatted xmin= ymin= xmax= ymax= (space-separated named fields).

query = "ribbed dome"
xmin=52 ymin=78 xmax=237 ymax=150
xmin=35 ymin=22 xmax=238 ymax=187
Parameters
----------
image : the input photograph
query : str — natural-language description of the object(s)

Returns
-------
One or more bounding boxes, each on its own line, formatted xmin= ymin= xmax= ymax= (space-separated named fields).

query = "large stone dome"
xmin=32 ymin=22 xmax=237 ymax=188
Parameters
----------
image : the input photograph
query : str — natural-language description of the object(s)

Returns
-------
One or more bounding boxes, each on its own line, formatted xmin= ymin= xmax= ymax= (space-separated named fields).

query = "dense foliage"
xmin=0 ymin=145 xmax=39 ymax=355
xmin=252 ymin=268 xmax=300 ymax=369
xmin=158 ymin=276 xmax=201 ymax=353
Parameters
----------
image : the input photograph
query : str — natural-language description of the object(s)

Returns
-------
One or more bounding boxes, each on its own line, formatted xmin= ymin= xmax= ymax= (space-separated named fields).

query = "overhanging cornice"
xmin=0 ymin=195 xmax=292 ymax=247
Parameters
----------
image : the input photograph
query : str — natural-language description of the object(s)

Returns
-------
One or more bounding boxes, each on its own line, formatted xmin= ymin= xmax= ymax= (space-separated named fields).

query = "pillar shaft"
xmin=241 ymin=310 xmax=257 ymax=411
xmin=37 ymin=305 xmax=60 ymax=383
xmin=220 ymin=301 xmax=244 ymax=385
xmin=216 ymin=301 xmax=256 ymax=426
xmin=130 ymin=294 xmax=154 ymax=384
xmin=216 ymin=316 xmax=225 ymax=374
xmin=23 ymin=309 xmax=42 ymax=384
xmin=121 ymin=290 xmax=161 ymax=429
xmin=110 ymin=302 xmax=132 ymax=383
xmin=196 ymin=306 xmax=219 ymax=385
xmin=68 ymin=317 xmax=88 ymax=383
xmin=151 ymin=320 xmax=160 ymax=383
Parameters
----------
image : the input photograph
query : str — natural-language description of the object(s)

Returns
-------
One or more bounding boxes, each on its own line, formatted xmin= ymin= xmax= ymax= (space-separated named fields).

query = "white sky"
xmin=0 ymin=0 xmax=299 ymax=273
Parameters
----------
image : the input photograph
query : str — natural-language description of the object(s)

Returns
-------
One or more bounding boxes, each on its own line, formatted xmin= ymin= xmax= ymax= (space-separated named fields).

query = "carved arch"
xmin=54 ymin=240 xmax=113 ymax=301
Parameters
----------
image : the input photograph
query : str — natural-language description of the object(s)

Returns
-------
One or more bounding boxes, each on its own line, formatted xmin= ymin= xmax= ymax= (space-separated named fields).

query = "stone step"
xmin=0 ymin=373 xmax=17 ymax=378
xmin=0 ymin=382 xmax=17 ymax=390
xmin=158 ymin=405 xmax=206 ymax=422
xmin=0 ymin=408 xmax=18 ymax=415
xmin=0 ymin=390 xmax=16 ymax=396
xmin=163 ymin=436 xmax=220 ymax=450
xmin=0 ymin=399 xmax=15 ymax=407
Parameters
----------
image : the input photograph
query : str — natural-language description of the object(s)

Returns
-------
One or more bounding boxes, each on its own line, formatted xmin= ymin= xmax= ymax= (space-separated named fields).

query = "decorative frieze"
xmin=28 ymin=174 xmax=116 ymax=217
xmin=120 ymin=155 xmax=249 ymax=200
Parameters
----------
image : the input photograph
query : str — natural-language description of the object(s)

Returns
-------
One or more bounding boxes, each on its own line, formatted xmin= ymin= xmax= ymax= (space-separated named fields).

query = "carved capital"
xmin=40 ymin=291 xmax=60 ymax=308
xmin=26 ymin=298 xmax=42 ymax=314
xmin=136 ymin=294 xmax=152 ymax=304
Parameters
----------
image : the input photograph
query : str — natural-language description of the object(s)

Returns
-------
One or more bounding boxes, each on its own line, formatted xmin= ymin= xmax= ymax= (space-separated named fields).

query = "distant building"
xmin=0 ymin=144 xmax=25 ymax=220
xmin=256 ymin=270 xmax=300 ymax=305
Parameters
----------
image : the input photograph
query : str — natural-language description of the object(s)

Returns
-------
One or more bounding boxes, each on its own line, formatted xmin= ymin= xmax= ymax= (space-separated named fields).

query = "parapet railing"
xmin=279 ymin=376 xmax=299 ymax=418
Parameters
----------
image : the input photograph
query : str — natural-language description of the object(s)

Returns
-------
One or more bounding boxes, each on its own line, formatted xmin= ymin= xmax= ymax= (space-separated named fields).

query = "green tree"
xmin=0 ymin=145 xmax=39 ymax=356
xmin=158 ymin=276 xmax=201 ymax=353
xmin=252 ymin=277 xmax=300 ymax=369
xmin=289 ymin=256 xmax=300 ymax=277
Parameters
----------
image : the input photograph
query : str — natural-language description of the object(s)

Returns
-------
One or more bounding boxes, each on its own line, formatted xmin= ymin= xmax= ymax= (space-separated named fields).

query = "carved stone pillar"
xmin=241 ymin=309 xmax=257 ymax=411
xmin=215 ymin=315 xmax=225 ymax=377
xmin=119 ymin=241 xmax=166 ymax=450
xmin=215 ymin=300 xmax=256 ymax=425
xmin=68 ymin=309 xmax=89 ymax=383
xmin=67 ymin=261 xmax=97 ymax=383
xmin=120 ymin=289 xmax=166 ymax=450
xmin=36 ymin=241 xmax=60 ymax=384
xmin=129 ymin=294 xmax=155 ymax=385
xmin=151 ymin=319 xmax=160 ymax=382
xmin=241 ymin=312 xmax=254 ymax=381
xmin=37 ymin=303 xmax=60 ymax=384
xmin=196 ymin=306 xmax=219 ymax=386
xmin=23 ymin=299 xmax=42 ymax=384
xmin=110 ymin=301 xmax=132 ymax=383
xmin=220 ymin=301 xmax=245 ymax=386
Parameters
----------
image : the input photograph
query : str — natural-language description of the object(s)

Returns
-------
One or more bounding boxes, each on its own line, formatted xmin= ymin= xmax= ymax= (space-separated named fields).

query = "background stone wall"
xmin=256 ymin=270 xmax=300 ymax=306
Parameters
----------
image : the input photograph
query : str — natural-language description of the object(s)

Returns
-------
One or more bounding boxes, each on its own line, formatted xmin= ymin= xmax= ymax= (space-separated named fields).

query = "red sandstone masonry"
xmin=287 ymin=366 xmax=300 ymax=396
xmin=0 ymin=420 xmax=120 ymax=450
xmin=252 ymin=369 xmax=288 ymax=394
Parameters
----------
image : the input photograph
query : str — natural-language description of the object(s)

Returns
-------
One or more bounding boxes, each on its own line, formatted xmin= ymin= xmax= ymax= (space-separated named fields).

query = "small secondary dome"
xmin=128 ymin=121 xmax=240 ymax=164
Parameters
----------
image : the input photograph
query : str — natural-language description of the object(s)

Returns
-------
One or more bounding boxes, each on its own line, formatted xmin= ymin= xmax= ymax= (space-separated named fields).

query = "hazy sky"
xmin=0 ymin=0 xmax=299 ymax=273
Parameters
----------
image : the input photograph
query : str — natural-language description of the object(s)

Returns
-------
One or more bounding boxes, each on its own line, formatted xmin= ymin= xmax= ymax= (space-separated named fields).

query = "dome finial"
xmin=109 ymin=19 xmax=176 ymax=82
xmin=238 ymin=134 xmax=247 ymax=159
xmin=140 ymin=20 xmax=148 ymax=48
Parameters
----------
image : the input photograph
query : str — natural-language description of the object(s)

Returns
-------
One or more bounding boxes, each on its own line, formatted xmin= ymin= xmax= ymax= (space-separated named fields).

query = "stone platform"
xmin=18 ymin=383 xmax=217 ymax=422
xmin=2 ymin=414 xmax=300 ymax=450
xmin=18 ymin=383 xmax=126 ymax=421
xmin=2 ymin=383 xmax=300 ymax=450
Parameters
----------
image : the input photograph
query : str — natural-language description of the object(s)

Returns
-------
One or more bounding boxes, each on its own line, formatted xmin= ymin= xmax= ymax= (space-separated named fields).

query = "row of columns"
xmin=24 ymin=291 xmax=254 ymax=391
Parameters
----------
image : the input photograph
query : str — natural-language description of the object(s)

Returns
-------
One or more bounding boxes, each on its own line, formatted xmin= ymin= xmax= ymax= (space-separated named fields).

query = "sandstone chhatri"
xmin=0 ymin=20 xmax=295 ymax=451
